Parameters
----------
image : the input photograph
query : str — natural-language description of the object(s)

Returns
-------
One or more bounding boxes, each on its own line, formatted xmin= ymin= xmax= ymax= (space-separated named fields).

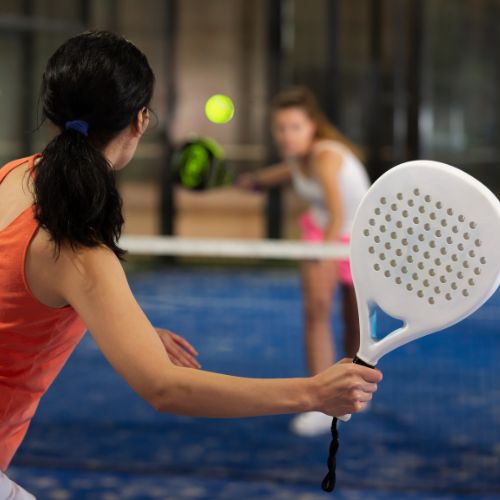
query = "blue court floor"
xmin=9 ymin=266 xmax=500 ymax=499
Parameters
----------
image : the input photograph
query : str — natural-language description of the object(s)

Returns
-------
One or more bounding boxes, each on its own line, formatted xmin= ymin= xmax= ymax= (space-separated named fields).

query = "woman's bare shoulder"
xmin=28 ymin=227 xmax=121 ymax=305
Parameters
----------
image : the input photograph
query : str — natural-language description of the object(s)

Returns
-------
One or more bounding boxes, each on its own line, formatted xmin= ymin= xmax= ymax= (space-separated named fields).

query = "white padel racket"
xmin=322 ymin=160 xmax=500 ymax=492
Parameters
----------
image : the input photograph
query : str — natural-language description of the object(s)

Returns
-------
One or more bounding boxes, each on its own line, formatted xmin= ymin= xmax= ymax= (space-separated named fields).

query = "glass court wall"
xmin=1 ymin=0 xmax=498 ymax=237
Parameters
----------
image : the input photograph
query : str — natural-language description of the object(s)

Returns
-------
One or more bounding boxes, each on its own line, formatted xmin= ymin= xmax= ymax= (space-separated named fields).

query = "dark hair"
xmin=34 ymin=30 xmax=155 ymax=259
xmin=272 ymin=86 xmax=364 ymax=162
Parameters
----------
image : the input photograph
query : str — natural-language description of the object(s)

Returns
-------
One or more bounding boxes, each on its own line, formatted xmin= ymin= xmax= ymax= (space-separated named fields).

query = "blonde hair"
xmin=271 ymin=86 xmax=364 ymax=162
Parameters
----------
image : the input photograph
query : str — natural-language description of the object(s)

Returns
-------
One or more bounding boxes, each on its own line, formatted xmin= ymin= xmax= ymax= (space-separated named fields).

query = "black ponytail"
xmin=34 ymin=31 xmax=155 ymax=259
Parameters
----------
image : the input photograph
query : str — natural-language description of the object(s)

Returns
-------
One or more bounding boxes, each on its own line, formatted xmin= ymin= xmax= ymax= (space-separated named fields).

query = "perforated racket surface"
xmin=352 ymin=160 xmax=500 ymax=365
xmin=322 ymin=160 xmax=500 ymax=492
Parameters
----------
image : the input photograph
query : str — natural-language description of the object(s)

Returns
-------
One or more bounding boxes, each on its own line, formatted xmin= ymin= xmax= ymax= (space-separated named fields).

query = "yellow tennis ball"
xmin=205 ymin=94 xmax=234 ymax=124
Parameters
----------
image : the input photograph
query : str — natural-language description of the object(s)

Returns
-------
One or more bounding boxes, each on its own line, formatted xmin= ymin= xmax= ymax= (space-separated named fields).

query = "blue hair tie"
xmin=65 ymin=120 xmax=89 ymax=136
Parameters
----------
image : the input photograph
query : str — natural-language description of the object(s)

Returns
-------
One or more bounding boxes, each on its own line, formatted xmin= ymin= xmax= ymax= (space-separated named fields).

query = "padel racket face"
xmin=351 ymin=160 xmax=500 ymax=365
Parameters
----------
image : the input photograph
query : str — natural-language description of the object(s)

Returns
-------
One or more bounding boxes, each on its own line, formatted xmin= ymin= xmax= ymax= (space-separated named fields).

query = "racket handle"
xmin=336 ymin=356 xmax=375 ymax=422
xmin=352 ymin=355 xmax=374 ymax=368
xmin=321 ymin=355 xmax=375 ymax=492
xmin=337 ymin=413 xmax=351 ymax=422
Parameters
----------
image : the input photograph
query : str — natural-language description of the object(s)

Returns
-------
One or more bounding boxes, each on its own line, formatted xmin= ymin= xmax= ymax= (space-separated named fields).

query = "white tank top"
xmin=290 ymin=140 xmax=370 ymax=234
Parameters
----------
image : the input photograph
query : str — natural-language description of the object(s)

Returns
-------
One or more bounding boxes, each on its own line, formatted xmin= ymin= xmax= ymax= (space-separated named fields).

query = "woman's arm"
xmin=312 ymin=150 xmax=345 ymax=241
xmin=237 ymin=163 xmax=292 ymax=190
xmin=54 ymin=244 xmax=381 ymax=418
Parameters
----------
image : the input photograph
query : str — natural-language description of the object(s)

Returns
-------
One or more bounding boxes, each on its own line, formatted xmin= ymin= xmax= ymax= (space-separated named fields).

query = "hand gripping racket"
xmin=321 ymin=160 xmax=500 ymax=492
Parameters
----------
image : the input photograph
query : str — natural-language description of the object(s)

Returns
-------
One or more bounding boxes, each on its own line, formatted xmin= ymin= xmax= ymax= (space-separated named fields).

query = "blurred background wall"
xmin=1 ymin=0 xmax=499 ymax=238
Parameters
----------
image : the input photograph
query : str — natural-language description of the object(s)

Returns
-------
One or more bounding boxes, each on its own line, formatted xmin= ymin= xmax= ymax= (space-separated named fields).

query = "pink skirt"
xmin=299 ymin=212 xmax=353 ymax=285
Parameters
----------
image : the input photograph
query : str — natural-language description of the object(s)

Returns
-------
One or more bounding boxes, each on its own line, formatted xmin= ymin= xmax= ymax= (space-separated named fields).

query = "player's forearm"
xmin=254 ymin=163 xmax=290 ymax=188
xmin=153 ymin=367 xmax=315 ymax=417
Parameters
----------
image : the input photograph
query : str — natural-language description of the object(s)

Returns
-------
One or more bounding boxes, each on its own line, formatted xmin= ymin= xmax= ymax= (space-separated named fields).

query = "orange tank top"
xmin=0 ymin=155 xmax=86 ymax=470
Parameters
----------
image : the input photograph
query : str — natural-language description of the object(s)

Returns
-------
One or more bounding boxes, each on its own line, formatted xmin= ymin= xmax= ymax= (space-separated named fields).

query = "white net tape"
xmin=120 ymin=236 xmax=350 ymax=260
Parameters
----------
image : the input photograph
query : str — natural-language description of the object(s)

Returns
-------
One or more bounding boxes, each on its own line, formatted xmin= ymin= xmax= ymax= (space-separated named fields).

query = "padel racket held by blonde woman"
xmin=321 ymin=160 xmax=500 ymax=492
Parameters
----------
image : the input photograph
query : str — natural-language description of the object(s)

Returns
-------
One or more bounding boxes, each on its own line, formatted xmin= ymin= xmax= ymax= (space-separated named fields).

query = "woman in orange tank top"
xmin=0 ymin=31 xmax=381 ymax=498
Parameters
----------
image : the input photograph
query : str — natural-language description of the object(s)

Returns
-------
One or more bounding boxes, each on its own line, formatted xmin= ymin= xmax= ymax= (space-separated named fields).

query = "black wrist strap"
xmin=321 ymin=416 xmax=339 ymax=492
